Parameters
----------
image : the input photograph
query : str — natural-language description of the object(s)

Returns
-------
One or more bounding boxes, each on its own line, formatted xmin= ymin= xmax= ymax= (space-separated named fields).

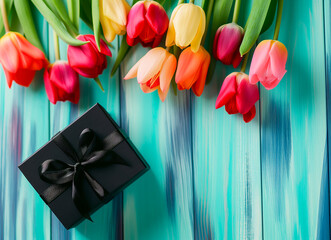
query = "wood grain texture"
xmin=48 ymin=22 xmax=122 ymax=240
xmin=0 ymin=8 xmax=51 ymax=240
xmin=260 ymin=0 xmax=330 ymax=239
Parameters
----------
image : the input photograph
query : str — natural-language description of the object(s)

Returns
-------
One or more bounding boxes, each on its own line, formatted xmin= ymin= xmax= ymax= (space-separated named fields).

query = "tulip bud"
xmin=99 ymin=0 xmax=130 ymax=42
xmin=0 ymin=32 xmax=47 ymax=88
xmin=165 ymin=3 xmax=206 ymax=53
xmin=213 ymin=23 xmax=244 ymax=68
xmin=126 ymin=1 xmax=169 ymax=48
xmin=215 ymin=72 xmax=259 ymax=123
xmin=249 ymin=40 xmax=288 ymax=90
xmin=44 ymin=61 xmax=80 ymax=104
xmin=175 ymin=46 xmax=210 ymax=96
xmin=67 ymin=34 xmax=112 ymax=79
xmin=124 ymin=47 xmax=176 ymax=102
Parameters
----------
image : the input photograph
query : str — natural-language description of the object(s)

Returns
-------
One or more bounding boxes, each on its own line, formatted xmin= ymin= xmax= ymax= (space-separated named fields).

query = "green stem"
xmin=273 ymin=0 xmax=284 ymax=40
xmin=232 ymin=0 xmax=241 ymax=23
xmin=53 ymin=30 xmax=60 ymax=60
xmin=1 ymin=0 xmax=9 ymax=32
xmin=201 ymin=0 xmax=214 ymax=45
xmin=189 ymin=0 xmax=194 ymax=3
xmin=177 ymin=0 xmax=184 ymax=4
xmin=240 ymin=52 xmax=249 ymax=72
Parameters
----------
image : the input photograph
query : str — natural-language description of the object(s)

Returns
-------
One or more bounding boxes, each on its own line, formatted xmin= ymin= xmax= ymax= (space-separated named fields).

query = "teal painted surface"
xmin=0 ymin=0 xmax=330 ymax=240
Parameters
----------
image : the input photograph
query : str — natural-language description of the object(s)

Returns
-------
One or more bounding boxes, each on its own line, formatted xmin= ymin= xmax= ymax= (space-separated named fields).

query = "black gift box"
xmin=18 ymin=103 xmax=149 ymax=229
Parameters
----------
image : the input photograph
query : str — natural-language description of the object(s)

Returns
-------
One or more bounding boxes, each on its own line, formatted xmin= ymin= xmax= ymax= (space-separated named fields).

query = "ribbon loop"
xmin=39 ymin=128 xmax=124 ymax=221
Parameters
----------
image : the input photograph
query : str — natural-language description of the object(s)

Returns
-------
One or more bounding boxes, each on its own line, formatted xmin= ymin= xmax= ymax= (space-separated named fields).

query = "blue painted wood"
xmin=0 ymin=8 xmax=51 ymax=240
xmin=260 ymin=0 xmax=330 ymax=239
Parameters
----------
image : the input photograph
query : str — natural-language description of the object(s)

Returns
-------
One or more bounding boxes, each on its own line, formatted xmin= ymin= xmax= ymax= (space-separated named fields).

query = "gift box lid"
xmin=18 ymin=103 xmax=149 ymax=229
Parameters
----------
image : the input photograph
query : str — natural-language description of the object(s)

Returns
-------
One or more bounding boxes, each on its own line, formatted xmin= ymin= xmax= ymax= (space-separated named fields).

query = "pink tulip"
xmin=215 ymin=72 xmax=259 ymax=123
xmin=213 ymin=23 xmax=244 ymax=68
xmin=126 ymin=1 xmax=169 ymax=48
xmin=67 ymin=34 xmax=112 ymax=78
xmin=176 ymin=46 xmax=210 ymax=96
xmin=249 ymin=40 xmax=288 ymax=90
xmin=44 ymin=61 xmax=80 ymax=104
xmin=124 ymin=47 xmax=176 ymax=102
xmin=0 ymin=32 xmax=47 ymax=88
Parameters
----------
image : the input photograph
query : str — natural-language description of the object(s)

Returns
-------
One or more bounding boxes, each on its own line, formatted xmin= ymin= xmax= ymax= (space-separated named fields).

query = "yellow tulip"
xmin=165 ymin=3 xmax=206 ymax=53
xmin=99 ymin=0 xmax=131 ymax=42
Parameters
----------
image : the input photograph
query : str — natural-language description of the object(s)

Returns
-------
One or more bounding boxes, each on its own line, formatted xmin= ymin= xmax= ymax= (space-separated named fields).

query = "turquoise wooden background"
xmin=0 ymin=0 xmax=330 ymax=239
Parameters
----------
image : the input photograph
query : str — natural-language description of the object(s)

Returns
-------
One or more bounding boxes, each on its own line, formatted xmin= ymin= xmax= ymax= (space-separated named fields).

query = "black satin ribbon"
xmin=39 ymin=128 xmax=124 ymax=221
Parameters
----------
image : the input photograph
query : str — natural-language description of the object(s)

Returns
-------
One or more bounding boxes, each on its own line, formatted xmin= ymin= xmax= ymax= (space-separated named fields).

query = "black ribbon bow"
xmin=39 ymin=128 xmax=124 ymax=221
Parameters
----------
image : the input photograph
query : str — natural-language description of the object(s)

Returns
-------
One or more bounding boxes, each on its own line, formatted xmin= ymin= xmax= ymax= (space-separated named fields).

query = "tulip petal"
xmin=127 ymin=2 xmax=146 ymax=39
xmin=192 ymin=49 xmax=210 ymax=96
xmin=137 ymin=47 xmax=166 ymax=84
xmin=215 ymin=73 xmax=237 ymax=109
xmin=190 ymin=6 xmax=206 ymax=53
xmin=44 ymin=67 xmax=58 ymax=104
xmin=269 ymin=41 xmax=287 ymax=81
xmin=139 ymin=23 xmax=156 ymax=44
xmin=4 ymin=68 xmax=36 ymax=88
xmin=0 ymin=35 xmax=20 ymax=72
xmin=173 ymin=4 xmax=201 ymax=48
xmin=158 ymin=84 xmax=170 ymax=102
xmin=159 ymin=53 xmax=176 ymax=92
xmin=243 ymin=105 xmax=256 ymax=123
xmin=236 ymin=77 xmax=259 ymax=114
xmin=213 ymin=28 xmax=221 ymax=58
xmin=124 ymin=57 xmax=143 ymax=80
xmin=232 ymin=50 xmax=242 ymax=68
xmin=225 ymin=97 xmax=239 ymax=114
xmin=140 ymin=83 xmax=158 ymax=93
xmin=165 ymin=5 xmax=181 ymax=47
xmin=146 ymin=2 xmax=169 ymax=35
xmin=102 ymin=0 xmax=129 ymax=26
xmin=249 ymin=40 xmax=272 ymax=84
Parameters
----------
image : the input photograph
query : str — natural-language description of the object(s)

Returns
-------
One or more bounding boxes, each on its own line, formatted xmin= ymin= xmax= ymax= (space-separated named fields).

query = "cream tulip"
xmin=99 ymin=0 xmax=131 ymax=42
xmin=165 ymin=3 xmax=206 ymax=53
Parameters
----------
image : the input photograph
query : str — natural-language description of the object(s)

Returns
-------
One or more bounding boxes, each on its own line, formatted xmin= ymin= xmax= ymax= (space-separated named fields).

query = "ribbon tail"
xmin=84 ymin=171 xmax=108 ymax=200
xmin=72 ymin=170 xmax=93 ymax=222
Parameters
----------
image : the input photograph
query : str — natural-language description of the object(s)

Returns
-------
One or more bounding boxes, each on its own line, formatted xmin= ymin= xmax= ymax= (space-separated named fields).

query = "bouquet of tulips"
xmin=0 ymin=0 xmax=287 ymax=123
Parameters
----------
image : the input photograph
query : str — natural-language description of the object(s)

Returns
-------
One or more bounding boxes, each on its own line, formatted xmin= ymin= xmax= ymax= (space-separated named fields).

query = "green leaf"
xmin=67 ymin=0 xmax=79 ymax=31
xmin=31 ymin=0 xmax=86 ymax=46
xmin=0 ymin=0 xmax=14 ymax=35
xmin=14 ymin=0 xmax=44 ymax=51
xmin=205 ymin=0 xmax=234 ymax=84
xmin=44 ymin=0 xmax=78 ymax=36
xmin=261 ymin=0 xmax=277 ymax=34
xmin=92 ymin=0 xmax=100 ymax=51
xmin=111 ymin=36 xmax=130 ymax=77
xmin=239 ymin=0 xmax=271 ymax=55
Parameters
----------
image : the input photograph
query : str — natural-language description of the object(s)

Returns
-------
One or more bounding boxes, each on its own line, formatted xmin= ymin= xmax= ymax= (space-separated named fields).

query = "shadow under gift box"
xmin=18 ymin=103 xmax=149 ymax=229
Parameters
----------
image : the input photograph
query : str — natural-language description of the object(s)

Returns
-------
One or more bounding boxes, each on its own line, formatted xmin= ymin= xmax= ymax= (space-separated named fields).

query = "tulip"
xmin=99 ymin=0 xmax=130 ymax=42
xmin=249 ymin=40 xmax=288 ymax=90
xmin=213 ymin=23 xmax=244 ymax=68
xmin=44 ymin=61 xmax=80 ymax=104
xmin=126 ymin=1 xmax=169 ymax=48
xmin=124 ymin=47 xmax=176 ymax=102
xmin=0 ymin=32 xmax=47 ymax=88
xmin=215 ymin=72 xmax=259 ymax=123
xmin=175 ymin=46 xmax=210 ymax=96
xmin=67 ymin=34 xmax=112 ymax=79
xmin=165 ymin=3 xmax=206 ymax=53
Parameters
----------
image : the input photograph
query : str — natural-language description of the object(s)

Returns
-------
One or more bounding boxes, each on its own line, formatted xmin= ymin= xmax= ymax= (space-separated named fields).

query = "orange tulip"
xmin=175 ymin=46 xmax=210 ymax=96
xmin=0 ymin=32 xmax=47 ymax=88
xmin=124 ymin=47 xmax=176 ymax=101
xmin=249 ymin=40 xmax=288 ymax=90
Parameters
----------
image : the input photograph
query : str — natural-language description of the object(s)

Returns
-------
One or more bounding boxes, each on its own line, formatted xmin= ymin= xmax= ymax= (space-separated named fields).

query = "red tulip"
xmin=67 ymin=34 xmax=112 ymax=78
xmin=215 ymin=72 xmax=259 ymax=123
xmin=44 ymin=61 xmax=80 ymax=104
xmin=126 ymin=1 xmax=169 ymax=47
xmin=213 ymin=23 xmax=244 ymax=68
xmin=175 ymin=46 xmax=210 ymax=96
xmin=0 ymin=32 xmax=47 ymax=88
xmin=249 ymin=40 xmax=288 ymax=90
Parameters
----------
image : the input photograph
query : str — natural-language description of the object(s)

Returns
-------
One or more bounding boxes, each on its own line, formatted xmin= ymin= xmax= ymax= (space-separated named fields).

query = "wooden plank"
xmin=120 ymin=1 xmax=194 ymax=239
xmin=0 ymin=9 xmax=51 ymax=240
xmin=191 ymin=1 xmax=262 ymax=239
xmin=48 ymin=23 xmax=122 ymax=239
xmin=260 ymin=0 xmax=330 ymax=239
